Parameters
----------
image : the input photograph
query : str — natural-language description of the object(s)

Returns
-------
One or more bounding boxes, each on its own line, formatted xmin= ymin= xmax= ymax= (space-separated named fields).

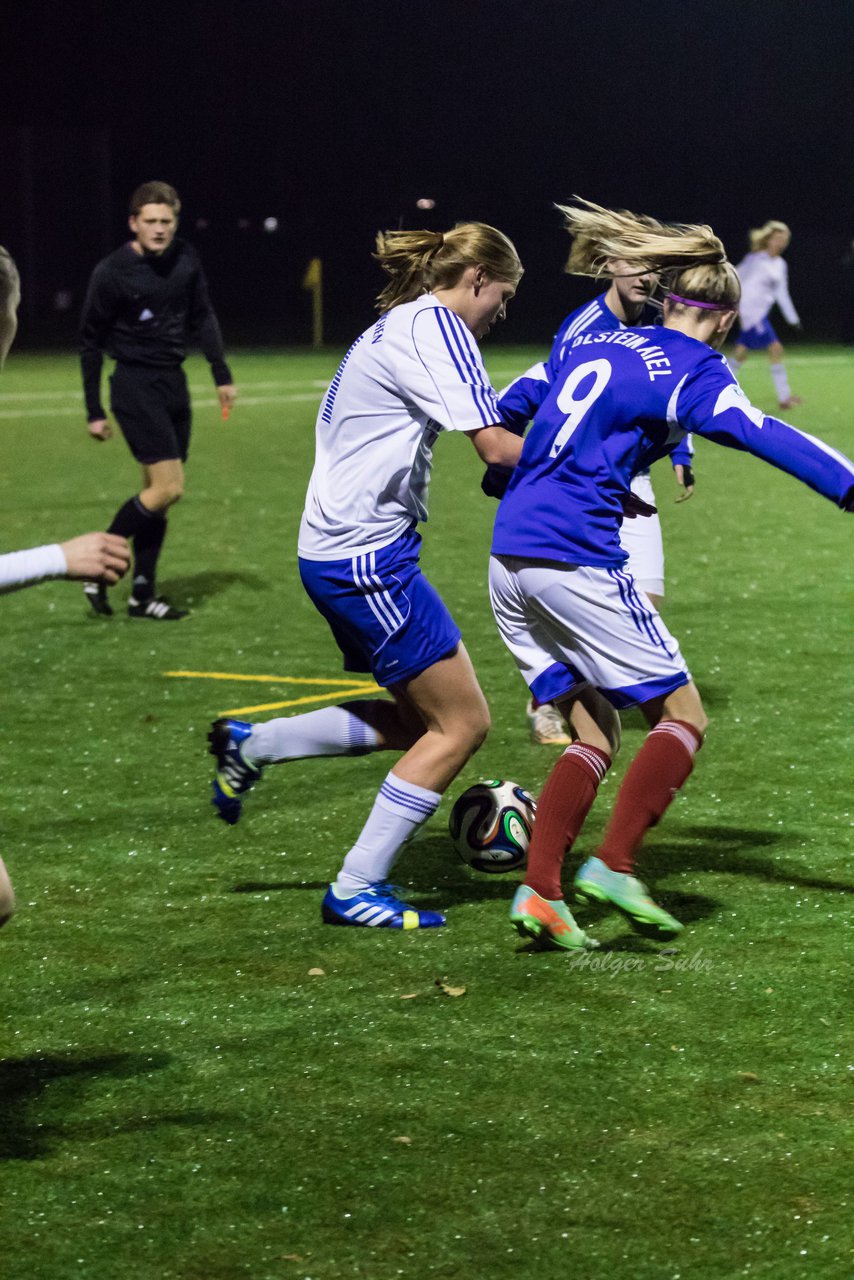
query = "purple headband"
xmin=667 ymin=292 xmax=731 ymax=312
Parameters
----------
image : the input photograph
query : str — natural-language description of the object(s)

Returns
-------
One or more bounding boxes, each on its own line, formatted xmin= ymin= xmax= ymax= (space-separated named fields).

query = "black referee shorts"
xmin=109 ymin=363 xmax=191 ymax=464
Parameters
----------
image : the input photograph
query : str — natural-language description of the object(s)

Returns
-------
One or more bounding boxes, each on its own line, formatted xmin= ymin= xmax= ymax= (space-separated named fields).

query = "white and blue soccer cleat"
xmin=321 ymin=882 xmax=446 ymax=929
xmin=209 ymin=718 xmax=263 ymax=825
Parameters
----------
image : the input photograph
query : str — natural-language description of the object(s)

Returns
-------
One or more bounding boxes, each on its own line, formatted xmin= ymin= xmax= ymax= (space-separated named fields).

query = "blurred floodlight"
xmin=263 ymin=217 xmax=279 ymax=233
xmin=416 ymin=198 xmax=436 ymax=210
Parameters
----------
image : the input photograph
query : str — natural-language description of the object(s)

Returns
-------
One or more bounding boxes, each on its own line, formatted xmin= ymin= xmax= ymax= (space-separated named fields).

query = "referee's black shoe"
xmin=127 ymin=595 xmax=188 ymax=621
xmin=83 ymin=582 xmax=113 ymax=616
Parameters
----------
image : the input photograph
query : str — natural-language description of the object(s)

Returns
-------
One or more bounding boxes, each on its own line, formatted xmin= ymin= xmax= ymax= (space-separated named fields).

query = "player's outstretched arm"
xmin=687 ymin=378 xmax=854 ymax=509
xmin=60 ymin=532 xmax=130 ymax=582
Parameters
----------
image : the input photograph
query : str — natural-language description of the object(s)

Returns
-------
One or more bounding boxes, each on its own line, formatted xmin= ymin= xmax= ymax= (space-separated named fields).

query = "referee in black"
xmin=80 ymin=180 xmax=236 ymax=619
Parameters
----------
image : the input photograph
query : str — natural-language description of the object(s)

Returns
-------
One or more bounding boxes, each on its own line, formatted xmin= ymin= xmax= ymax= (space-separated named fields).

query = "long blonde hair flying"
xmin=555 ymin=196 xmax=740 ymax=310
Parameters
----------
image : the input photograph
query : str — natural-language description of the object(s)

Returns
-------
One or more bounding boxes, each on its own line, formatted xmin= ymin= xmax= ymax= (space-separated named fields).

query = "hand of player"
xmin=60 ymin=532 xmax=130 ymax=583
xmin=88 ymin=418 xmax=113 ymax=442
xmin=674 ymin=464 xmax=696 ymax=502
xmin=217 ymin=384 xmax=237 ymax=417
xmin=621 ymin=491 xmax=657 ymax=520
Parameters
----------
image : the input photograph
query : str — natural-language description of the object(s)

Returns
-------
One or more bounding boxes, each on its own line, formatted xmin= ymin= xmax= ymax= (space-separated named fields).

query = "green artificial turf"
xmin=0 ymin=347 xmax=851 ymax=1279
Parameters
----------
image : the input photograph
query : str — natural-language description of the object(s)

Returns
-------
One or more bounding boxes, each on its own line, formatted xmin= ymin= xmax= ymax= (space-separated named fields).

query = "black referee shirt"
xmin=80 ymin=238 xmax=232 ymax=421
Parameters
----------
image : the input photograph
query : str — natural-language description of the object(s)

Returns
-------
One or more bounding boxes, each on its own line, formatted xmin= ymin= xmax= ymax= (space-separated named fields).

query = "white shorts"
xmin=620 ymin=472 xmax=664 ymax=598
xmin=488 ymin=554 xmax=691 ymax=710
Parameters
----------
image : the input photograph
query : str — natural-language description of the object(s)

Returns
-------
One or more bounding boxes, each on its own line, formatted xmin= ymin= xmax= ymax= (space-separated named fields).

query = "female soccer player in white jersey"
xmin=730 ymin=220 xmax=802 ymax=409
xmin=494 ymin=228 xmax=696 ymax=744
xmin=487 ymin=199 xmax=854 ymax=951
xmin=208 ymin=223 xmax=524 ymax=930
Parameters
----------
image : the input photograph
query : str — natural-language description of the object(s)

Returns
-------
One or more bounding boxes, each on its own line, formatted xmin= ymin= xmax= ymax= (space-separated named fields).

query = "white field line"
xmin=1 ymin=355 xmax=851 ymax=419
xmin=0 ymin=391 xmax=324 ymax=419
xmin=0 ymin=378 xmax=330 ymax=402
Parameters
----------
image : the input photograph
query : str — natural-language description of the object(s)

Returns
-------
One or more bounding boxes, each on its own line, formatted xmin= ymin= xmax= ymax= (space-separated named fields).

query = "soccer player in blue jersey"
xmin=487 ymin=199 xmax=854 ymax=951
xmin=208 ymin=223 xmax=525 ymax=930
xmin=494 ymin=229 xmax=695 ymax=744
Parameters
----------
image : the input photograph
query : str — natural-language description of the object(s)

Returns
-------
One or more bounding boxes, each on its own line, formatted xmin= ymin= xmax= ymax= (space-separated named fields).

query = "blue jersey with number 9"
xmin=492 ymin=324 xmax=854 ymax=568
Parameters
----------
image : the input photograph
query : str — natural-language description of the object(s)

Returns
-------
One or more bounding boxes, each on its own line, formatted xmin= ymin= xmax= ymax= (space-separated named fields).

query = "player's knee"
xmin=768 ymin=342 xmax=784 ymax=360
xmin=0 ymin=867 xmax=15 ymax=927
xmin=458 ymin=705 xmax=491 ymax=756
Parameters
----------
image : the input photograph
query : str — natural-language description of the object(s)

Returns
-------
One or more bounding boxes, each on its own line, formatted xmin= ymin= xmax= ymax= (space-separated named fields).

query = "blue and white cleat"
xmin=208 ymin=718 xmax=263 ymax=825
xmin=321 ymin=882 xmax=446 ymax=930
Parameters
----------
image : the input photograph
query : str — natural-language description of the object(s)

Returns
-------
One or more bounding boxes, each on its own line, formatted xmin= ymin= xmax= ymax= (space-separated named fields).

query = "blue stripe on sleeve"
xmin=432 ymin=308 xmax=496 ymax=426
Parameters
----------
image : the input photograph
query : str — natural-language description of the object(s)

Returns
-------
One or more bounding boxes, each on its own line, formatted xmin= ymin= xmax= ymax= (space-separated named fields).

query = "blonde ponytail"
xmin=374 ymin=222 xmax=522 ymax=312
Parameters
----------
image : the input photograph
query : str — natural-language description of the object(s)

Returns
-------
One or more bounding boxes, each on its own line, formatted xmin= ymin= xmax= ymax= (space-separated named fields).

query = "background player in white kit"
xmin=494 ymin=229 xmax=696 ymax=744
xmin=0 ymin=246 xmax=130 ymax=927
xmin=209 ymin=223 xmax=524 ymax=930
xmin=730 ymin=220 xmax=802 ymax=409
xmin=486 ymin=200 xmax=854 ymax=952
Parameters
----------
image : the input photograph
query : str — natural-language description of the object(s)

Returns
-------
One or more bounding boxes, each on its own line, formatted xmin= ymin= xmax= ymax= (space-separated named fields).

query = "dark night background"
xmin=3 ymin=0 xmax=853 ymax=347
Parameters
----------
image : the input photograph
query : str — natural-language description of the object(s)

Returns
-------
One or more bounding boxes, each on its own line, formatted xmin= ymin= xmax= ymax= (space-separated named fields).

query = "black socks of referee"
xmin=107 ymin=495 xmax=167 ymax=603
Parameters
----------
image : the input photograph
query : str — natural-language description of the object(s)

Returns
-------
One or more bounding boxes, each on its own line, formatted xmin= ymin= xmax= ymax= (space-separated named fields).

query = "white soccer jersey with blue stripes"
xmin=299 ymin=295 xmax=500 ymax=560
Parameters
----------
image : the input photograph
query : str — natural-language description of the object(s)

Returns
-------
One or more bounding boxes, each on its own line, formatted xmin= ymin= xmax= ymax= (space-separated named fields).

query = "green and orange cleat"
xmin=510 ymin=884 xmax=598 ymax=951
xmin=574 ymin=856 xmax=683 ymax=940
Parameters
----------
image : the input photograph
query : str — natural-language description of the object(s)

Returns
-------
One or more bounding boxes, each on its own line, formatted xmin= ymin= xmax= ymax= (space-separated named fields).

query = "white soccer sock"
xmin=333 ymin=772 xmax=442 ymax=896
xmin=770 ymin=362 xmax=792 ymax=402
xmin=243 ymin=702 xmax=381 ymax=765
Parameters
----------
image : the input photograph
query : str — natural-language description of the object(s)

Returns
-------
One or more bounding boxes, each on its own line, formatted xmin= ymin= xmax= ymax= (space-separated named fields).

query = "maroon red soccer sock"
xmin=597 ymin=719 xmax=703 ymax=875
xmin=525 ymin=743 xmax=611 ymax=901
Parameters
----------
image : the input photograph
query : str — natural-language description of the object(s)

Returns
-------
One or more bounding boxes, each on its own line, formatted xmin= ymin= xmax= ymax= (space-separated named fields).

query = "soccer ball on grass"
xmin=449 ymin=780 xmax=536 ymax=873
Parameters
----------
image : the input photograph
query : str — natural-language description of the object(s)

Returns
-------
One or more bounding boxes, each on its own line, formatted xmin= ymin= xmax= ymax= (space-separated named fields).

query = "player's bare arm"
xmin=467 ymin=424 xmax=524 ymax=468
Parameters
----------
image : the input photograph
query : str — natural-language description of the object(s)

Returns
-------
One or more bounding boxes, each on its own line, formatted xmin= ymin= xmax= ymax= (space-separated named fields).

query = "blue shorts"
xmin=298 ymin=528 xmax=462 ymax=688
xmin=736 ymin=319 xmax=778 ymax=350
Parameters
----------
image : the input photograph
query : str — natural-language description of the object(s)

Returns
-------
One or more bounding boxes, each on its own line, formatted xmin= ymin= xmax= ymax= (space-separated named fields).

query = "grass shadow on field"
xmin=650 ymin=825 xmax=854 ymax=895
xmin=162 ymin=569 xmax=268 ymax=607
xmin=0 ymin=1050 xmax=174 ymax=1161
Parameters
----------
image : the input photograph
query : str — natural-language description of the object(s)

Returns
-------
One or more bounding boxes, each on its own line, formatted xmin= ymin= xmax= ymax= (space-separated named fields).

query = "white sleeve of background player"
xmin=0 ymin=544 xmax=67 ymax=594
xmin=774 ymin=261 xmax=800 ymax=326
xmin=408 ymin=306 xmax=500 ymax=432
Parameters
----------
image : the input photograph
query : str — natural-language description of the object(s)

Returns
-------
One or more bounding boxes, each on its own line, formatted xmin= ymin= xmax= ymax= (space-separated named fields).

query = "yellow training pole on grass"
xmin=302 ymin=256 xmax=323 ymax=348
